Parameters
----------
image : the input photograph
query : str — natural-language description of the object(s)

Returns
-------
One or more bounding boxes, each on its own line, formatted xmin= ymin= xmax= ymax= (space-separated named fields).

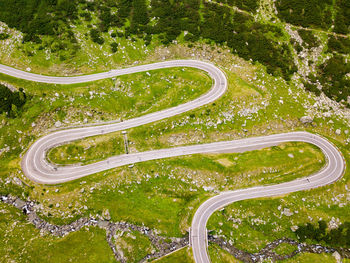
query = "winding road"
xmin=0 ymin=60 xmax=345 ymax=262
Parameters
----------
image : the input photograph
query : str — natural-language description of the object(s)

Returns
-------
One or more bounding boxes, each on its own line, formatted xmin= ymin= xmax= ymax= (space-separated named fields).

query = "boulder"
xmin=300 ymin=116 xmax=313 ymax=124
xmin=102 ymin=209 xmax=111 ymax=220
xmin=14 ymin=198 xmax=26 ymax=209
xmin=55 ymin=121 xmax=62 ymax=128
xmin=332 ymin=251 xmax=341 ymax=263
xmin=97 ymin=220 xmax=109 ymax=228
xmin=282 ymin=208 xmax=293 ymax=216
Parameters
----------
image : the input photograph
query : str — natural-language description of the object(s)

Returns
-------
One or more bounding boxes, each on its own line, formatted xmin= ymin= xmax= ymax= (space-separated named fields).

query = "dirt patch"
xmin=216 ymin=158 xmax=234 ymax=167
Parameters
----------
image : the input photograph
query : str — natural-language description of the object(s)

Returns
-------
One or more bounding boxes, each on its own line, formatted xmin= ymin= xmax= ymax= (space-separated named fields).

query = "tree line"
xmin=0 ymin=84 xmax=27 ymax=117
xmin=1 ymin=0 xmax=348 ymax=104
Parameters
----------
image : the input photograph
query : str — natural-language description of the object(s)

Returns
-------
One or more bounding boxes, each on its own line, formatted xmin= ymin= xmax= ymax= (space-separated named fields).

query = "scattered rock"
xmin=14 ymin=198 xmax=26 ymax=209
xmin=211 ymin=236 xmax=350 ymax=263
xmin=290 ymin=225 xmax=298 ymax=232
xmin=333 ymin=251 xmax=341 ymax=263
xmin=282 ymin=208 xmax=294 ymax=216
xmin=97 ymin=220 xmax=110 ymax=229
xmin=1 ymin=194 xmax=349 ymax=263
xmin=335 ymin=129 xmax=341 ymax=135
xmin=103 ymin=209 xmax=111 ymax=221
xmin=55 ymin=121 xmax=62 ymax=128
xmin=329 ymin=217 xmax=340 ymax=229
xmin=300 ymin=116 xmax=313 ymax=124
xmin=203 ymin=186 xmax=214 ymax=192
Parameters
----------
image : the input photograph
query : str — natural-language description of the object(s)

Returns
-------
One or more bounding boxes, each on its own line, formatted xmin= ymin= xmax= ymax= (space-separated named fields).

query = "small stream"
xmin=0 ymin=195 xmax=188 ymax=262
xmin=2 ymin=194 xmax=349 ymax=263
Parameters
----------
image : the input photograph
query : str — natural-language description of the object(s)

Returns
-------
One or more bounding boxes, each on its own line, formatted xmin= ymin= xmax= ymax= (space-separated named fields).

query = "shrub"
xmin=90 ymin=29 xmax=104 ymax=45
xmin=0 ymin=33 xmax=9 ymax=40
xmin=0 ymin=84 xmax=27 ymax=117
xmin=110 ymin=42 xmax=119 ymax=53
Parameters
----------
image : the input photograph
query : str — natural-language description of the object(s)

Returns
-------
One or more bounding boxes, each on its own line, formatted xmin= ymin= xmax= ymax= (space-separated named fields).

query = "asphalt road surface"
xmin=0 ymin=60 xmax=345 ymax=263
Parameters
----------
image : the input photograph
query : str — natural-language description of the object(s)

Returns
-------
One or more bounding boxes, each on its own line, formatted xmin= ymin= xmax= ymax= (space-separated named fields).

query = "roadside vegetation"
xmin=206 ymin=144 xmax=349 ymax=253
xmin=0 ymin=1 xmax=349 ymax=261
xmin=0 ymin=43 xmax=349 ymax=261
xmin=1 ymin=0 xmax=349 ymax=107
xmin=47 ymin=132 xmax=125 ymax=165
xmin=0 ymin=84 xmax=27 ymax=117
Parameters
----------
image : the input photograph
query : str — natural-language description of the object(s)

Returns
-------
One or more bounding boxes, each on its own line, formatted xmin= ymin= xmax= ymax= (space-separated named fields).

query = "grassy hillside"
xmin=0 ymin=1 xmax=349 ymax=262
xmin=0 ymin=42 xmax=349 ymax=261
xmin=0 ymin=0 xmax=349 ymax=106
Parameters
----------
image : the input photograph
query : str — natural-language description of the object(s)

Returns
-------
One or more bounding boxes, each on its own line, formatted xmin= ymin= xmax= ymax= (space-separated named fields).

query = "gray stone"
xmin=103 ymin=209 xmax=111 ymax=221
xmin=97 ymin=220 xmax=110 ymax=229
xmin=335 ymin=129 xmax=341 ymax=135
xmin=14 ymin=198 xmax=26 ymax=209
xmin=300 ymin=116 xmax=313 ymax=124
xmin=290 ymin=225 xmax=298 ymax=232
xmin=55 ymin=121 xmax=62 ymax=128
xmin=282 ymin=208 xmax=293 ymax=216
xmin=332 ymin=251 xmax=341 ymax=263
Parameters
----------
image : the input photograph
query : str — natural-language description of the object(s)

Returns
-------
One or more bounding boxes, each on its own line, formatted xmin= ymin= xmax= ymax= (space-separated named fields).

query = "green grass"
xmin=152 ymin=247 xmax=194 ymax=263
xmin=47 ymin=131 xmax=125 ymax=165
xmin=30 ymin=141 xmax=325 ymax=239
xmin=114 ymin=230 xmax=154 ymax=262
xmin=0 ymin=66 xmax=212 ymax=118
xmin=0 ymin=66 xmax=211 ymax=170
xmin=208 ymin=244 xmax=242 ymax=263
xmin=0 ymin=203 xmax=115 ymax=263
xmin=207 ymin=143 xmax=349 ymax=253
xmin=0 ymin=42 xmax=349 ymax=262
xmin=0 ymin=3 xmax=162 ymax=76
xmin=86 ymin=174 xmax=206 ymax=237
xmin=273 ymin=243 xmax=298 ymax=255
xmin=280 ymin=253 xmax=337 ymax=263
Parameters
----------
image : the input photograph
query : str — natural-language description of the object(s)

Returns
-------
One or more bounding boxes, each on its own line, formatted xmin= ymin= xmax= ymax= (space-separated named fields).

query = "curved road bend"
xmin=191 ymin=132 xmax=345 ymax=263
xmin=17 ymin=60 xmax=227 ymax=184
xmin=0 ymin=60 xmax=345 ymax=262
